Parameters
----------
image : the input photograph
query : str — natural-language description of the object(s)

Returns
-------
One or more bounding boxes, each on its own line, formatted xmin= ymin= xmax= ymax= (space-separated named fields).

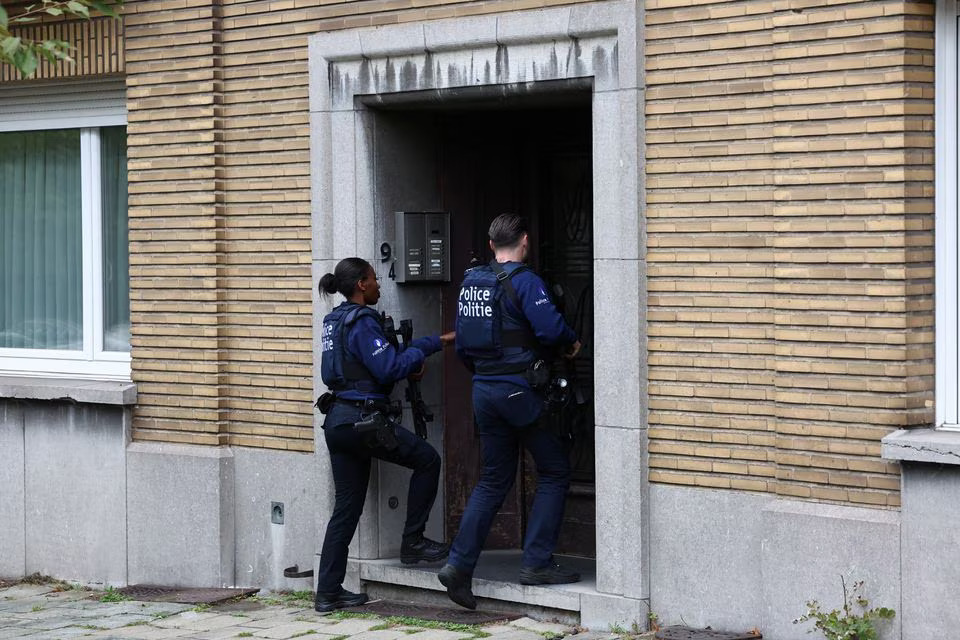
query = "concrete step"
xmin=358 ymin=551 xmax=596 ymax=623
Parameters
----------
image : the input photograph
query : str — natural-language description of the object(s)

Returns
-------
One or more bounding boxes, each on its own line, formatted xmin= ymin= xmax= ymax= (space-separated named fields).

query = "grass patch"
xmin=99 ymin=586 xmax=130 ymax=603
xmin=326 ymin=611 xmax=380 ymax=620
xmin=324 ymin=611 xmax=492 ymax=637
xmin=291 ymin=631 xmax=317 ymax=638
xmin=254 ymin=590 xmax=315 ymax=608
xmin=237 ymin=633 xmax=254 ymax=638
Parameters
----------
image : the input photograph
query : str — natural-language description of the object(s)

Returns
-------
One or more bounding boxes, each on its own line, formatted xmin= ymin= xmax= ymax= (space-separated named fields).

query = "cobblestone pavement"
xmin=0 ymin=583 xmax=631 ymax=640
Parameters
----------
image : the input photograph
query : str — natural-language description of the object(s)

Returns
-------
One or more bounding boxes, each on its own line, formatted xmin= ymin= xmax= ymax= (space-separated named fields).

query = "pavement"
xmin=0 ymin=581 xmax=640 ymax=640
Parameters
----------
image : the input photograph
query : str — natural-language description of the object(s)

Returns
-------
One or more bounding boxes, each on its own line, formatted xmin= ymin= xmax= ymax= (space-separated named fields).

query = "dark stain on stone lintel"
xmin=359 ymin=58 xmax=372 ymax=94
xmin=384 ymin=59 xmax=396 ymax=93
xmin=591 ymin=45 xmax=607 ymax=82
xmin=495 ymin=44 xmax=509 ymax=84
xmin=400 ymin=60 xmax=418 ymax=91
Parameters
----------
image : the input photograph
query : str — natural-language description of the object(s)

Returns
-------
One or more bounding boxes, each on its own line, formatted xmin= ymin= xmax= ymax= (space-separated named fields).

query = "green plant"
xmin=0 ymin=1 xmax=124 ymax=77
xmin=30 ymin=604 xmax=43 ymax=612
xmin=99 ymin=586 xmax=130 ymax=603
xmin=237 ymin=633 xmax=253 ymax=638
xmin=648 ymin=612 xmax=660 ymax=632
xmin=193 ymin=603 xmax=212 ymax=613
xmin=793 ymin=577 xmax=895 ymax=640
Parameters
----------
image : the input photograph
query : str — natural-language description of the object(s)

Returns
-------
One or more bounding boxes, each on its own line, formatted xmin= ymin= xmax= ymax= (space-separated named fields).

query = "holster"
xmin=523 ymin=359 xmax=551 ymax=390
xmin=314 ymin=392 xmax=336 ymax=414
xmin=354 ymin=410 xmax=400 ymax=451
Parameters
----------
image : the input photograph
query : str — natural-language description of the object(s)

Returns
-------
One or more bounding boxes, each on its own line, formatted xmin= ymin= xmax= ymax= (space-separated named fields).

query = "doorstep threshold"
xmin=358 ymin=550 xmax=596 ymax=613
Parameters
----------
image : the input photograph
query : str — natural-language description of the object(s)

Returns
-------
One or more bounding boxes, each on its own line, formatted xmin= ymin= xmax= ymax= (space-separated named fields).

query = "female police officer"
xmin=315 ymin=257 xmax=454 ymax=612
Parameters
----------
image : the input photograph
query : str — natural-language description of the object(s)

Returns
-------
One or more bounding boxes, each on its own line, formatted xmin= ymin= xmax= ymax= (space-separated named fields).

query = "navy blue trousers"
xmin=448 ymin=380 xmax=571 ymax=573
xmin=316 ymin=402 xmax=441 ymax=594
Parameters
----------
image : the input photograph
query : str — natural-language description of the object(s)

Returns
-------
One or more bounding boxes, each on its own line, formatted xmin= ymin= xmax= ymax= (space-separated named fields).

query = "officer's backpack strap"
xmin=489 ymin=260 xmax=537 ymax=350
xmin=340 ymin=304 xmax=381 ymax=383
xmin=489 ymin=259 xmax=525 ymax=310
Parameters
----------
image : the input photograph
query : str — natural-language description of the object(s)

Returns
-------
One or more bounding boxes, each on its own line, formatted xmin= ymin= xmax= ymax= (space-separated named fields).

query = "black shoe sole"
xmin=438 ymin=571 xmax=477 ymax=610
xmin=315 ymin=594 xmax=369 ymax=612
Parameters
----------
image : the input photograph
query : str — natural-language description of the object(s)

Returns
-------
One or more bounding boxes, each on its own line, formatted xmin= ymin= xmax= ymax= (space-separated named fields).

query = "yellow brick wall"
xmin=1 ymin=0 xmax=934 ymax=506
xmin=123 ymin=0 xmax=597 ymax=451
xmin=645 ymin=0 xmax=934 ymax=507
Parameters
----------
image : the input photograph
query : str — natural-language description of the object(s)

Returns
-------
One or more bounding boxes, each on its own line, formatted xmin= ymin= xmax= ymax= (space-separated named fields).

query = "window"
xmin=0 ymin=125 xmax=130 ymax=379
xmin=936 ymin=0 xmax=960 ymax=430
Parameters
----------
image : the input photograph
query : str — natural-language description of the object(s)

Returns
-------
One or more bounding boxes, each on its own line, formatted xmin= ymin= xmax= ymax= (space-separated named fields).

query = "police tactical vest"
xmin=321 ymin=302 xmax=391 ymax=395
xmin=456 ymin=261 xmax=538 ymax=375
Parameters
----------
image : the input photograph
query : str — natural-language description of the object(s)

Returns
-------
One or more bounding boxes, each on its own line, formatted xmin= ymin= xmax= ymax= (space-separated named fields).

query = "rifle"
xmin=380 ymin=313 xmax=433 ymax=440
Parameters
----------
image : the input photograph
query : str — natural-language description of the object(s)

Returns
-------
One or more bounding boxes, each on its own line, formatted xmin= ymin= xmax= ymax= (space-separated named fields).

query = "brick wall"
xmin=2 ymin=0 xmax=935 ymax=506
xmin=645 ymin=0 xmax=935 ymax=507
xmin=123 ymin=0 xmax=596 ymax=450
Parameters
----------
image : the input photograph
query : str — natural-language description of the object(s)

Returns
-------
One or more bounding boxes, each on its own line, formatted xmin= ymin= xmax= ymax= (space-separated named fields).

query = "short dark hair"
xmin=488 ymin=213 xmax=528 ymax=249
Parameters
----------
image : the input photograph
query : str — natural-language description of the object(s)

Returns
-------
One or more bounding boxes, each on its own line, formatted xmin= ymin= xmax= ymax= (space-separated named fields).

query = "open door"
xmin=438 ymin=104 xmax=595 ymax=558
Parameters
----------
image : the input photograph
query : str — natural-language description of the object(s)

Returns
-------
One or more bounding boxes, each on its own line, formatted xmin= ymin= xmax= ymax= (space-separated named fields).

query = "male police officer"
xmin=439 ymin=213 xmax=582 ymax=610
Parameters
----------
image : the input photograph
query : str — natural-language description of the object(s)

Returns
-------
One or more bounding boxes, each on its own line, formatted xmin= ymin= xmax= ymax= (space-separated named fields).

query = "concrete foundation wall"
xmin=233 ymin=447 xmax=322 ymax=592
xmin=900 ymin=463 xmax=960 ymax=640
xmin=0 ymin=400 xmax=129 ymax=586
xmin=650 ymin=484 xmax=901 ymax=640
xmin=0 ymin=403 xmax=26 ymax=579
xmin=127 ymin=442 xmax=236 ymax=587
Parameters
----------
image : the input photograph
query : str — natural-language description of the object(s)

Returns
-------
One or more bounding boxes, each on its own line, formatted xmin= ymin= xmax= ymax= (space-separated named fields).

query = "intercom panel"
xmin=394 ymin=211 xmax=450 ymax=283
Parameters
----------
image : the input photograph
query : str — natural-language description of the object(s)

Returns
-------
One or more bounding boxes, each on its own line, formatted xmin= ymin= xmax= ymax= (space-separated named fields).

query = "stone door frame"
xmin=308 ymin=1 xmax=648 ymax=620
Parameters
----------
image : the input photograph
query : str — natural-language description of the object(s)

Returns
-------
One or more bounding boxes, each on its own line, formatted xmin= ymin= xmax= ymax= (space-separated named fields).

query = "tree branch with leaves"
xmin=0 ymin=1 xmax=123 ymax=77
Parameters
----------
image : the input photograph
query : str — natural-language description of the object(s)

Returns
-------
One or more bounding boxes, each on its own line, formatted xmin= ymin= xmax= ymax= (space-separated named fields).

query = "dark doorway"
xmin=433 ymin=102 xmax=596 ymax=559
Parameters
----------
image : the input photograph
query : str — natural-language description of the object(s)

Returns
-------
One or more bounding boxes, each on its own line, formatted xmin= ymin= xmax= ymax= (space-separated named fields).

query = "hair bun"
xmin=319 ymin=273 xmax=338 ymax=294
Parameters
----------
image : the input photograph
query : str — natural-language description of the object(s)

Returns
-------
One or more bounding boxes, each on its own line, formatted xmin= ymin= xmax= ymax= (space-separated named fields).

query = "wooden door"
xmin=439 ymin=106 xmax=595 ymax=558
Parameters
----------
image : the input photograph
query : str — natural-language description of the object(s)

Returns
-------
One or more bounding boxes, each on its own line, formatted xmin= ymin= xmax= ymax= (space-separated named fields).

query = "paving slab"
xmin=346 ymin=629 xmax=413 ymax=640
xmin=405 ymin=629 xmax=476 ymax=640
xmin=510 ymin=617 xmax=577 ymax=635
xmin=0 ymin=582 xmax=592 ymax=640
xmin=311 ymin=617 xmax=385 ymax=635
xmin=253 ymin=620 xmax=335 ymax=638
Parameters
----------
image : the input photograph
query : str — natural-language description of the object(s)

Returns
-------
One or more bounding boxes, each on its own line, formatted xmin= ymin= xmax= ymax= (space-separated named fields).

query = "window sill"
xmin=882 ymin=429 xmax=960 ymax=467
xmin=0 ymin=376 xmax=136 ymax=406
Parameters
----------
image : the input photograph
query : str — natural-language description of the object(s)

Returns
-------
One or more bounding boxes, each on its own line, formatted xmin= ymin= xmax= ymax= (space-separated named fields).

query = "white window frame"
xmin=936 ymin=0 xmax=960 ymax=430
xmin=0 ymin=117 xmax=130 ymax=381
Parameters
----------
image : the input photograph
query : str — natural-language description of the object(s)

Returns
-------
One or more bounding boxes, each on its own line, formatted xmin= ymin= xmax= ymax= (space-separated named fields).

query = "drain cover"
xmin=656 ymin=626 xmax=761 ymax=640
xmin=108 ymin=585 xmax=259 ymax=605
xmin=341 ymin=599 xmax=521 ymax=624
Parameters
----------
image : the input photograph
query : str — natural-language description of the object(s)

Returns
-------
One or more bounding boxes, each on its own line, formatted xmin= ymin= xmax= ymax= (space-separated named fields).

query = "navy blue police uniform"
xmin=450 ymin=260 xmax=577 ymax=575
xmin=316 ymin=301 xmax=443 ymax=595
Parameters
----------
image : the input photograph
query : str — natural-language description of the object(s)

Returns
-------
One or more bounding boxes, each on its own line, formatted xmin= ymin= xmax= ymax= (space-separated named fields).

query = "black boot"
xmin=519 ymin=560 xmax=580 ymax=585
xmin=400 ymin=535 xmax=450 ymax=565
xmin=438 ymin=563 xmax=476 ymax=610
xmin=314 ymin=587 xmax=369 ymax=613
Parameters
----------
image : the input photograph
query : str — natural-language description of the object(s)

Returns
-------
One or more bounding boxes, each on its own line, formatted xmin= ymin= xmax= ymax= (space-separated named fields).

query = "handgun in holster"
xmin=354 ymin=404 xmax=400 ymax=451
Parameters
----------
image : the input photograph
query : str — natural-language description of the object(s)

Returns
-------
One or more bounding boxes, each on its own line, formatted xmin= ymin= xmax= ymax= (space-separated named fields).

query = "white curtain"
xmin=100 ymin=126 xmax=129 ymax=352
xmin=0 ymin=129 xmax=82 ymax=350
